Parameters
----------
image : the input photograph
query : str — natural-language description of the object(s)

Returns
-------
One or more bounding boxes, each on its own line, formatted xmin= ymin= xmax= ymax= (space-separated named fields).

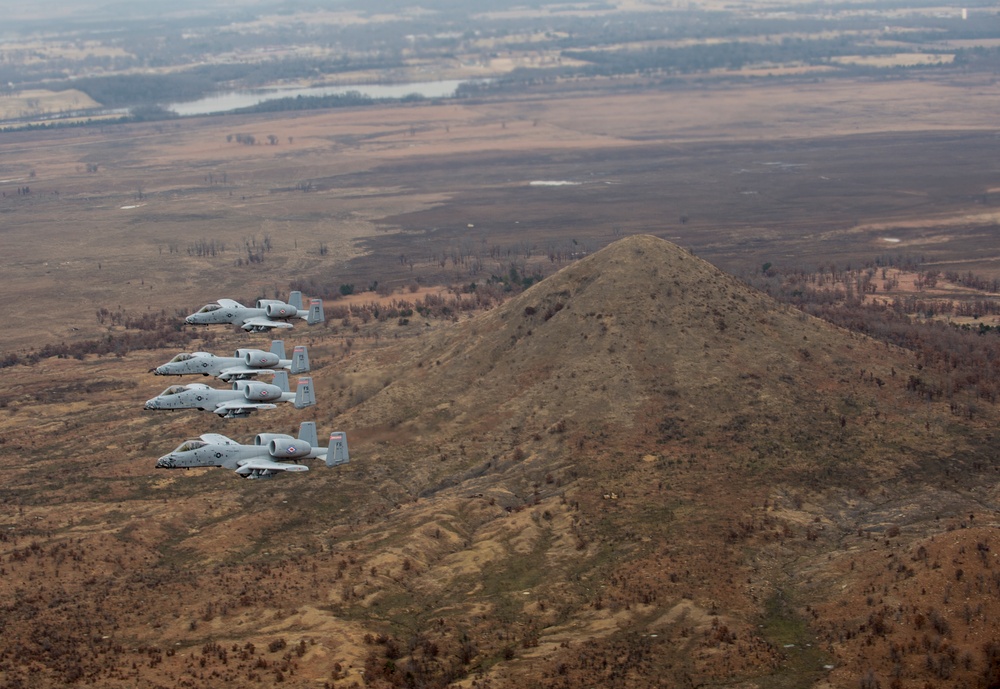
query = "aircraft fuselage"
xmin=143 ymin=383 xmax=293 ymax=416
xmin=154 ymin=353 xmax=289 ymax=378
xmin=184 ymin=305 xmax=305 ymax=328
xmin=153 ymin=353 xmax=243 ymax=377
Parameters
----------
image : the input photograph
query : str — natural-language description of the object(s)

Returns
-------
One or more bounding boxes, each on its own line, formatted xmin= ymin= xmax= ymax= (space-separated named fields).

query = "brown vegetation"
xmin=3 ymin=58 xmax=1000 ymax=689
xmin=4 ymin=235 xmax=999 ymax=689
xmin=746 ymin=263 xmax=1000 ymax=408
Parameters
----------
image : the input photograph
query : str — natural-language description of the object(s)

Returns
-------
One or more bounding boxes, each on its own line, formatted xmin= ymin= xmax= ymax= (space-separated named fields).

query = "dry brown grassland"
xmin=2 ymin=72 xmax=1000 ymax=689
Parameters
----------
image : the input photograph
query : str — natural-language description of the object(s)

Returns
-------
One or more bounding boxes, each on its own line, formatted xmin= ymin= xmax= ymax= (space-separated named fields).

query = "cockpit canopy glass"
xmin=196 ymin=304 xmax=222 ymax=314
xmin=173 ymin=440 xmax=207 ymax=453
xmin=168 ymin=353 xmax=194 ymax=363
xmin=159 ymin=385 xmax=187 ymax=396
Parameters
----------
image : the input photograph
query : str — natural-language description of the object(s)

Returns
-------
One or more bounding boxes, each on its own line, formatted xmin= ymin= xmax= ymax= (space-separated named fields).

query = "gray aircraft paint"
xmin=185 ymin=291 xmax=325 ymax=332
xmin=152 ymin=340 xmax=310 ymax=381
xmin=144 ymin=371 xmax=316 ymax=418
xmin=155 ymin=422 xmax=350 ymax=479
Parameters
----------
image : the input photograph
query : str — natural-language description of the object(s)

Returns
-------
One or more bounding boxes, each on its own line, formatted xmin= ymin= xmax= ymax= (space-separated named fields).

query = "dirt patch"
xmin=0 ymin=88 xmax=101 ymax=121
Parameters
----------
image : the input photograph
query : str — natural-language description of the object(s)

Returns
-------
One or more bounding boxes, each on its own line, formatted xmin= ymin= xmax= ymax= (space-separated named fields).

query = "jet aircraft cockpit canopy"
xmin=167 ymin=353 xmax=194 ymax=363
xmin=173 ymin=440 xmax=207 ymax=453
xmin=195 ymin=304 xmax=222 ymax=314
xmin=159 ymin=385 xmax=188 ymax=396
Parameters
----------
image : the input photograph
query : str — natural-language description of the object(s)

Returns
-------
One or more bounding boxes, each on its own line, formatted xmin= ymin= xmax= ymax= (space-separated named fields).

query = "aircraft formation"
xmin=146 ymin=292 xmax=349 ymax=479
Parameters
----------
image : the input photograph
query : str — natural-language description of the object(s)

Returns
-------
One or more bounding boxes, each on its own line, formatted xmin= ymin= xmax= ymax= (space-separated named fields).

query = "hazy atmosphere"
xmin=2 ymin=1 xmax=1000 ymax=687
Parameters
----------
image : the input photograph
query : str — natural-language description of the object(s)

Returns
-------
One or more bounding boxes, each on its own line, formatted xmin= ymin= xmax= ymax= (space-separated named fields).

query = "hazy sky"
xmin=0 ymin=0 xmax=279 ymax=24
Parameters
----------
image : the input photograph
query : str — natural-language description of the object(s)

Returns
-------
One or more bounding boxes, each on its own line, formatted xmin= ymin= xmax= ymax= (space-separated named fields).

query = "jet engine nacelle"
xmin=264 ymin=302 xmax=297 ymax=318
xmin=268 ymin=438 xmax=312 ymax=459
xmin=245 ymin=351 xmax=280 ymax=368
xmin=241 ymin=382 xmax=282 ymax=401
xmin=254 ymin=432 xmax=295 ymax=447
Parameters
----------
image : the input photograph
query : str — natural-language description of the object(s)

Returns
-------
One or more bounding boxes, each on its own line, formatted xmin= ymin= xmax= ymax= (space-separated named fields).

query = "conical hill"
xmin=338 ymin=234 xmax=912 ymax=481
xmin=125 ymin=234 xmax=995 ymax=689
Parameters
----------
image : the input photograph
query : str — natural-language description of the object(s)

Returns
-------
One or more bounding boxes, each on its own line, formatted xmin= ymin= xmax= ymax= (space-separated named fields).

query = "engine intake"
xmin=254 ymin=433 xmax=294 ymax=447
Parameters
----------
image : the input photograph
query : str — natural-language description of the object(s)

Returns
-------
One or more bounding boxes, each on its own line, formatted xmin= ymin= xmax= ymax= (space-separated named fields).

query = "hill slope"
xmin=2 ymin=235 xmax=999 ymax=689
xmin=300 ymin=234 xmax=1000 ymax=687
xmin=340 ymin=234 xmax=921 ymax=490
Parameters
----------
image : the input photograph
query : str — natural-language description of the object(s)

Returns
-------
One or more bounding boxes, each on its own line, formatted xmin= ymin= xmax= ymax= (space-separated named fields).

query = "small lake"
xmin=166 ymin=79 xmax=476 ymax=116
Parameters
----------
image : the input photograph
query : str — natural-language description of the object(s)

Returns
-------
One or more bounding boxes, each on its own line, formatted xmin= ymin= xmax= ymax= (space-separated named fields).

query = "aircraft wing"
xmin=240 ymin=316 xmax=294 ymax=331
xmin=234 ymin=458 xmax=309 ymax=475
xmin=213 ymin=401 xmax=278 ymax=416
xmin=217 ymin=365 xmax=271 ymax=380
xmin=199 ymin=433 xmax=237 ymax=444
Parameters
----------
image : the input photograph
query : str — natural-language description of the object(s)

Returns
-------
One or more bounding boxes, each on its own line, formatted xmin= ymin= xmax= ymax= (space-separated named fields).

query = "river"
xmin=166 ymin=79 xmax=478 ymax=116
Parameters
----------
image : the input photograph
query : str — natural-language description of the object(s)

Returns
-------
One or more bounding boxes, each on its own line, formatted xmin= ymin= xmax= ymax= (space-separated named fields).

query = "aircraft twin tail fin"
xmin=307 ymin=298 xmax=325 ymax=325
xmin=294 ymin=377 xmax=316 ymax=409
xmin=297 ymin=421 xmax=319 ymax=448
xmin=288 ymin=291 xmax=304 ymax=310
xmin=326 ymin=432 xmax=350 ymax=467
xmin=290 ymin=345 xmax=310 ymax=374
xmin=273 ymin=370 xmax=290 ymax=393
xmin=270 ymin=340 xmax=287 ymax=360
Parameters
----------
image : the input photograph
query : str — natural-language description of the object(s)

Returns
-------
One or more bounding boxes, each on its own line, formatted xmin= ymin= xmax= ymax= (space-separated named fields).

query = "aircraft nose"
xmin=144 ymin=399 xmax=158 ymax=410
xmin=185 ymin=316 xmax=196 ymax=324
xmin=155 ymin=456 xmax=173 ymax=468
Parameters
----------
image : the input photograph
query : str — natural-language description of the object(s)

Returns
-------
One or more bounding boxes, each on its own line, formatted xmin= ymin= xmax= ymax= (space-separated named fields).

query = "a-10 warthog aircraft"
xmin=185 ymin=290 xmax=325 ymax=332
xmin=144 ymin=371 xmax=315 ymax=418
xmin=152 ymin=340 xmax=309 ymax=381
xmin=155 ymin=422 xmax=349 ymax=479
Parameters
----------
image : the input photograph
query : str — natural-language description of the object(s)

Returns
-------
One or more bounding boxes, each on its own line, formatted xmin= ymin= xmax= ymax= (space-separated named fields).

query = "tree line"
xmin=38 ymin=57 xmax=404 ymax=110
xmin=563 ymin=37 xmax=896 ymax=76
xmin=745 ymin=264 xmax=1000 ymax=407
